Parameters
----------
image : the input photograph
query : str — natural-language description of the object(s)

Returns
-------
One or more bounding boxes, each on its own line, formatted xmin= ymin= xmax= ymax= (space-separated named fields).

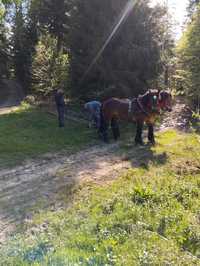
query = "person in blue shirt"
xmin=84 ymin=100 xmax=102 ymax=129
xmin=54 ymin=89 xmax=65 ymax=127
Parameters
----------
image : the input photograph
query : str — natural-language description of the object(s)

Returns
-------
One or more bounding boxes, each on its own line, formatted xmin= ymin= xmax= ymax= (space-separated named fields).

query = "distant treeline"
xmin=174 ymin=0 xmax=200 ymax=109
xmin=0 ymin=0 xmax=199 ymax=106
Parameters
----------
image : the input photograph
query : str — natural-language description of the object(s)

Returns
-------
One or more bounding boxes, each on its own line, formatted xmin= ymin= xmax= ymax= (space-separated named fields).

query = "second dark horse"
xmin=100 ymin=90 xmax=172 ymax=145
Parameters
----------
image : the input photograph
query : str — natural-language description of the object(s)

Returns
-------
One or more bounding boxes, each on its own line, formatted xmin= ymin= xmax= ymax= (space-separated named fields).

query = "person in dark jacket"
xmin=54 ymin=89 xmax=65 ymax=127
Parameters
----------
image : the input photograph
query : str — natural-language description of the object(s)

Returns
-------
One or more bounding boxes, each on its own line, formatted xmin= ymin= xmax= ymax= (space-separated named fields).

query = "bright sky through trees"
xmin=150 ymin=0 xmax=188 ymax=39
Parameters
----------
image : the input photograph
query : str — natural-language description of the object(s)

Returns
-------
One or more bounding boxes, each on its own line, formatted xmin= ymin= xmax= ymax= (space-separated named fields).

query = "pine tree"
xmin=12 ymin=3 xmax=31 ymax=92
xmin=32 ymin=33 xmax=69 ymax=95
xmin=0 ymin=0 xmax=13 ymax=79
xmin=187 ymin=0 xmax=200 ymax=17
xmin=175 ymin=3 xmax=200 ymax=108
xmin=0 ymin=20 xmax=10 ymax=79
xmin=31 ymin=0 xmax=70 ymax=52
xmin=69 ymin=0 xmax=170 ymax=100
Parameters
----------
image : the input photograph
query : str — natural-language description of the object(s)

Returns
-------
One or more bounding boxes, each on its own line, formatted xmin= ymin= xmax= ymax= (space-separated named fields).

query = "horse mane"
xmin=159 ymin=90 xmax=171 ymax=100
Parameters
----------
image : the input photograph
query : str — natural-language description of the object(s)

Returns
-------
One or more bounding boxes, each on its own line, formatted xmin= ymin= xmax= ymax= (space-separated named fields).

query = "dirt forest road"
xmin=0 ymin=144 xmax=131 ymax=243
xmin=0 ymin=98 xmax=192 ymax=244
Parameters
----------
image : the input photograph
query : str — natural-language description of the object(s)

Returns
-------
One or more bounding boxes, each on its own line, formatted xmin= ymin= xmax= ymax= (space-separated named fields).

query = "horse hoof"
xmin=148 ymin=141 xmax=155 ymax=146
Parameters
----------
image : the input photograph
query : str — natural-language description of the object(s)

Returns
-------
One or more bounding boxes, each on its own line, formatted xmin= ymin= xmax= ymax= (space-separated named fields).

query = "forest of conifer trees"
xmin=0 ymin=0 xmax=199 ymax=106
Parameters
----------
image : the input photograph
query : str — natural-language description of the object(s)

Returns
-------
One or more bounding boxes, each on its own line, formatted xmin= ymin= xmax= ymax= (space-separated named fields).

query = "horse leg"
xmin=111 ymin=117 xmax=120 ymax=141
xmin=147 ymin=123 xmax=155 ymax=145
xmin=99 ymin=109 xmax=109 ymax=143
xmin=103 ymin=120 xmax=109 ymax=143
xmin=135 ymin=121 xmax=144 ymax=145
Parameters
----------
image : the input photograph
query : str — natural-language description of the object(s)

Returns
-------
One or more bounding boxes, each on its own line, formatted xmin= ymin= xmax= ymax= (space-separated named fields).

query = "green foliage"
xmin=175 ymin=4 xmax=200 ymax=109
xmin=0 ymin=0 xmax=13 ymax=79
xmin=3 ymin=0 xmax=174 ymax=99
xmin=0 ymin=0 xmax=16 ymax=20
xmin=32 ymin=0 xmax=69 ymax=51
xmin=32 ymin=34 xmax=68 ymax=94
xmin=187 ymin=0 xmax=200 ymax=17
xmin=0 ymin=21 xmax=10 ymax=79
xmin=0 ymin=130 xmax=200 ymax=265
xmin=0 ymin=6 xmax=5 ymax=20
xmin=70 ymin=0 xmax=172 ymax=99
xmin=12 ymin=3 xmax=32 ymax=91
xmin=32 ymin=33 xmax=69 ymax=95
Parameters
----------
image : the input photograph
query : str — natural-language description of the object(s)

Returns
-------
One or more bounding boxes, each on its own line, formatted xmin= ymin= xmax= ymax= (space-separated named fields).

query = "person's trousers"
xmin=57 ymin=105 xmax=65 ymax=127
xmin=91 ymin=112 xmax=100 ymax=128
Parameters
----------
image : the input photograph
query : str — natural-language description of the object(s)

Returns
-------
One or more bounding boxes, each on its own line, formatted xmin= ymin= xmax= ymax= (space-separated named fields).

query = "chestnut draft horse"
xmin=99 ymin=90 xmax=172 ymax=145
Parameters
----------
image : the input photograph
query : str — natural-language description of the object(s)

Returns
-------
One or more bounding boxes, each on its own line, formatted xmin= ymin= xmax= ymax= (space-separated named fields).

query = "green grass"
xmin=0 ymin=102 xmax=136 ymax=168
xmin=0 ymin=103 xmax=97 ymax=168
xmin=0 ymin=130 xmax=200 ymax=265
xmin=191 ymin=112 xmax=200 ymax=134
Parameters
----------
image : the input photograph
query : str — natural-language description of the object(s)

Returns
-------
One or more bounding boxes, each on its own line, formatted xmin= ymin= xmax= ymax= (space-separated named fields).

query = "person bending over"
xmin=84 ymin=100 xmax=101 ymax=129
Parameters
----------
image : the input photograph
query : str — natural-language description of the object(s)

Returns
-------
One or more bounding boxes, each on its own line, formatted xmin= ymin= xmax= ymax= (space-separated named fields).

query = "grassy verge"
xmin=191 ymin=112 xmax=200 ymax=133
xmin=0 ymin=130 xmax=200 ymax=265
xmin=0 ymin=103 xmax=97 ymax=168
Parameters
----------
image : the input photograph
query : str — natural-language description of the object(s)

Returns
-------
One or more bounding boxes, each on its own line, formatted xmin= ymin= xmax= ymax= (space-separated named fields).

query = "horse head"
xmin=141 ymin=89 xmax=172 ymax=113
xmin=140 ymin=89 xmax=160 ymax=112
xmin=158 ymin=90 xmax=172 ymax=112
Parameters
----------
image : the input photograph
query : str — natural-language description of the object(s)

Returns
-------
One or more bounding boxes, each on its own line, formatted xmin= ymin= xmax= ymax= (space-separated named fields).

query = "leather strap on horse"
xmin=128 ymin=100 xmax=132 ymax=114
xmin=137 ymin=98 xmax=148 ymax=115
xmin=127 ymin=99 xmax=133 ymax=120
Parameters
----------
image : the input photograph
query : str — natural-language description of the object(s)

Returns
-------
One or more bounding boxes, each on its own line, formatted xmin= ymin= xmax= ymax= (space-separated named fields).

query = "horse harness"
xmin=128 ymin=99 xmax=132 ymax=114
xmin=127 ymin=97 xmax=148 ymax=116
xmin=136 ymin=98 xmax=149 ymax=115
xmin=127 ymin=95 xmax=159 ymax=117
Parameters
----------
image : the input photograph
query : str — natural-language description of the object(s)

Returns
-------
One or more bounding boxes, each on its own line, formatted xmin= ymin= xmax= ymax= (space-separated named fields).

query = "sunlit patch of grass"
xmin=0 ymin=130 xmax=200 ymax=265
xmin=0 ymin=104 xmax=97 ymax=168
